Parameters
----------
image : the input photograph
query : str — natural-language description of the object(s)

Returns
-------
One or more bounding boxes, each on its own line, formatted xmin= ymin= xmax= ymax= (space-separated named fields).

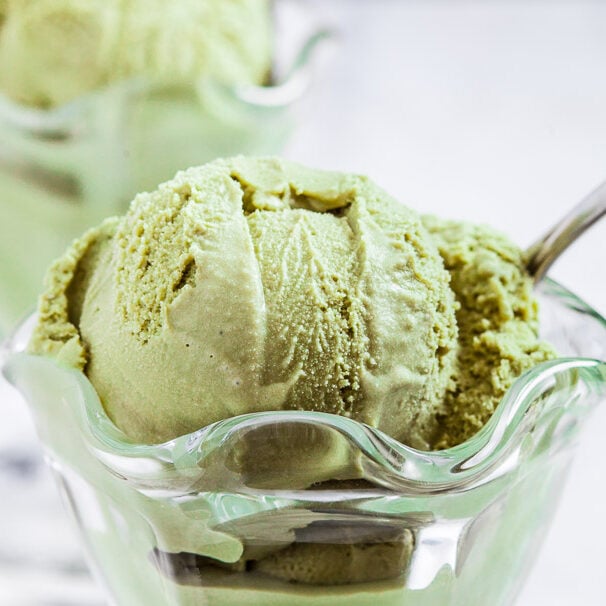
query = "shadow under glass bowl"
xmin=0 ymin=5 xmax=330 ymax=336
xmin=2 ymin=279 xmax=606 ymax=606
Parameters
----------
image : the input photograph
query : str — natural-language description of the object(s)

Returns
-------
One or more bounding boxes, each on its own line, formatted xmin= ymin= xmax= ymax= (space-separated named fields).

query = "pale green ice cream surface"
xmin=0 ymin=0 xmax=272 ymax=107
xmin=28 ymin=156 xmax=555 ymax=588
xmin=423 ymin=216 xmax=556 ymax=448
xmin=30 ymin=156 xmax=459 ymax=450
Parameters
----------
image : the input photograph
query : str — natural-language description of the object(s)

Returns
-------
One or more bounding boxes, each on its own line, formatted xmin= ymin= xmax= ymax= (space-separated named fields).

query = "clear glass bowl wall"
xmin=4 ymin=280 xmax=606 ymax=606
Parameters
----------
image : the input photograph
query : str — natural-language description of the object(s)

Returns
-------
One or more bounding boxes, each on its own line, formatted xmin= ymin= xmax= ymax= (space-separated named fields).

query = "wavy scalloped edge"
xmin=4 ymin=282 xmax=606 ymax=495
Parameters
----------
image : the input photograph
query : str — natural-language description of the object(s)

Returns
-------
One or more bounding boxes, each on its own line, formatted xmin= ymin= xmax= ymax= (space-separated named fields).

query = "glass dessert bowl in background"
xmin=3 ymin=281 xmax=605 ymax=606
xmin=0 ymin=0 xmax=331 ymax=334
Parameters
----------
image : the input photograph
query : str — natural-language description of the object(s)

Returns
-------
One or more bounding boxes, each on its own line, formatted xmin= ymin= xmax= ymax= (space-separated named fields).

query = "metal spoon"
xmin=526 ymin=180 xmax=606 ymax=282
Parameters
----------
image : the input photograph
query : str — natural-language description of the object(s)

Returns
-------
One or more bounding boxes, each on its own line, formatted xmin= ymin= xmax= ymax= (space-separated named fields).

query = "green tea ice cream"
xmin=0 ymin=0 xmax=272 ymax=107
xmin=29 ymin=156 xmax=555 ymax=589
xmin=30 ymin=156 xmax=460 ymax=449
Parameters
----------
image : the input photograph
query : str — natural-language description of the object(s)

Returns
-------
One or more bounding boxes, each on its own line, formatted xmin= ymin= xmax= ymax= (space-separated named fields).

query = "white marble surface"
xmin=1 ymin=1 xmax=605 ymax=605
xmin=286 ymin=2 xmax=606 ymax=605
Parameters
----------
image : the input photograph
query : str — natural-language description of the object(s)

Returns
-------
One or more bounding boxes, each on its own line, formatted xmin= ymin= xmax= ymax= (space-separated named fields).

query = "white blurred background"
xmin=1 ymin=1 xmax=605 ymax=604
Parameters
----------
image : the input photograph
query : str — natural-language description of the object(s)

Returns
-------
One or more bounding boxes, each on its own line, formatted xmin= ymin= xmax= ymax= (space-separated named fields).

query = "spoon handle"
xmin=526 ymin=180 xmax=606 ymax=282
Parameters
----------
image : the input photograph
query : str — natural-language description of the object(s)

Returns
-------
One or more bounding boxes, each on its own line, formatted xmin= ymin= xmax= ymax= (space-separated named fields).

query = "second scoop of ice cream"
xmin=0 ymin=0 xmax=272 ymax=107
xmin=31 ymin=157 xmax=459 ymax=448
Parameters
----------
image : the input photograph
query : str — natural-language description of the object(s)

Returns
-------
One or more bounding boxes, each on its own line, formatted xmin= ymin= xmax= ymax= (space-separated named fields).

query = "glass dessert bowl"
xmin=2 ymin=279 xmax=605 ymax=606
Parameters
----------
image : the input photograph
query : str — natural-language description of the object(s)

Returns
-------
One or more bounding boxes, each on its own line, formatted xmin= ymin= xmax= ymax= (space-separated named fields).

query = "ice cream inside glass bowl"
xmin=0 ymin=0 xmax=328 ymax=334
xmin=3 ymin=157 xmax=606 ymax=605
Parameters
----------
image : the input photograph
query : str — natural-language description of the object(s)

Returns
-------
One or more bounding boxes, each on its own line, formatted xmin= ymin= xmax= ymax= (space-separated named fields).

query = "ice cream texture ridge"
xmin=29 ymin=156 xmax=555 ymax=451
xmin=0 ymin=0 xmax=272 ymax=108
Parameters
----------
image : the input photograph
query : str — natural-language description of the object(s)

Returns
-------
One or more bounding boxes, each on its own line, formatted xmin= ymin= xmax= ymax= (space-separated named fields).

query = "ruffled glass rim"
xmin=3 ymin=279 xmax=606 ymax=495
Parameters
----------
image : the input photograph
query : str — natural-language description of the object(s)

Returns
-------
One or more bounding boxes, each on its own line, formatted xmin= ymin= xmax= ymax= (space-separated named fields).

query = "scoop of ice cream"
xmin=30 ymin=157 xmax=459 ymax=448
xmin=422 ymin=216 xmax=556 ymax=448
xmin=0 ymin=0 xmax=272 ymax=107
